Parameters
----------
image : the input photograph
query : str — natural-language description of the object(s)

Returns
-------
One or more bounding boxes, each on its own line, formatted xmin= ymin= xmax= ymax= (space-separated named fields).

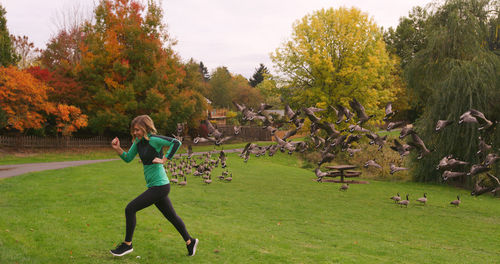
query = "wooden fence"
xmin=0 ymin=135 xmax=131 ymax=149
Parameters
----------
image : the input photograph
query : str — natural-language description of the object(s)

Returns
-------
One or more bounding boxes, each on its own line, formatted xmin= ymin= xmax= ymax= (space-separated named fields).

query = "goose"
xmin=476 ymin=137 xmax=491 ymax=156
xmin=390 ymin=139 xmax=411 ymax=157
xmin=386 ymin=121 xmax=406 ymax=131
xmin=416 ymin=193 xmax=427 ymax=205
xmin=284 ymin=104 xmax=301 ymax=124
xmin=470 ymin=179 xmax=494 ymax=196
xmin=408 ymin=133 xmax=432 ymax=159
xmin=315 ymin=167 xmax=333 ymax=182
xmin=346 ymin=147 xmax=362 ymax=157
xmin=224 ymin=173 xmax=233 ymax=182
xmin=398 ymin=194 xmax=410 ymax=207
xmin=450 ymin=195 xmax=460 ymax=206
xmin=170 ymin=174 xmax=179 ymax=184
xmin=399 ymin=126 xmax=415 ymax=139
xmin=335 ymin=104 xmax=354 ymax=124
xmin=436 ymin=155 xmax=452 ymax=170
xmin=348 ymin=124 xmax=371 ymax=133
xmin=233 ymin=125 xmax=241 ymax=135
xmin=365 ymin=133 xmax=387 ymax=150
xmin=458 ymin=111 xmax=478 ymax=124
xmin=318 ymin=152 xmax=335 ymax=166
xmin=483 ymin=153 xmax=499 ymax=166
xmin=435 ymin=120 xmax=453 ymax=132
xmin=467 ymin=109 xmax=495 ymax=131
xmin=390 ymin=163 xmax=408 ymax=175
xmin=178 ymin=176 xmax=187 ymax=186
xmin=390 ymin=193 xmax=401 ymax=203
xmin=442 ymin=170 xmax=467 ymax=181
xmin=383 ymin=102 xmax=397 ymax=121
xmin=302 ymin=106 xmax=325 ymax=123
xmin=467 ymin=164 xmax=490 ymax=176
xmin=349 ymin=98 xmax=374 ymax=125
xmin=204 ymin=175 xmax=212 ymax=184
xmin=364 ymin=159 xmax=382 ymax=169
xmin=339 ymin=183 xmax=349 ymax=191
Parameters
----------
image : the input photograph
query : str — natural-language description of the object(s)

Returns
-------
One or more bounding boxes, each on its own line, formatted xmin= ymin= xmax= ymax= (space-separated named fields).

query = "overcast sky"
xmin=1 ymin=0 xmax=435 ymax=78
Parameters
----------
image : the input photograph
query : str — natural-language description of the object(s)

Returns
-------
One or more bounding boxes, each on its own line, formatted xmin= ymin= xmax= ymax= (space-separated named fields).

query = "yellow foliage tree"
xmin=271 ymin=7 xmax=401 ymax=125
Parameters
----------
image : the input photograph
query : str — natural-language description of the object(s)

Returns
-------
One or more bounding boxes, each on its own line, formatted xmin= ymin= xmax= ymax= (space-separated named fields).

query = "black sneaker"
xmin=110 ymin=242 xmax=133 ymax=256
xmin=187 ymin=238 xmax=199 ymax=256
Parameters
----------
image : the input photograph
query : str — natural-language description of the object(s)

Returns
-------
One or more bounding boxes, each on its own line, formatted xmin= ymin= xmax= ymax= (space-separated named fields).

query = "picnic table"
xmin=324 ymin=164 xmax=366 ymax=183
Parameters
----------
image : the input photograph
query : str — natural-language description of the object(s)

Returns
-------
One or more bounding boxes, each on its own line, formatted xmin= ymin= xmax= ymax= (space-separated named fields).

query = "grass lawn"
xmin=0 ymin=152 xmax=499 ymax=263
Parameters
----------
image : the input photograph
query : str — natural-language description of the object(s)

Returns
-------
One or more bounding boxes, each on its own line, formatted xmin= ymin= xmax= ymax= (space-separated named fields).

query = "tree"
xmin=77 ymin=0 xmax=192 ymax=135
xmin=406 ymin=0 xmax=499 ymax=186
xmin=232 ymin=74 xmax=264 ymax=108
xmin=198 ymin=61 xmax=210 ymax=81
xmin=384 ymin=6 xmax=429 ymax=69
xmin=208 ymin=66 xmax=233 ymax=108
xmin=11 ymin=35 xmax=41 ymax=69
xmin=0 ymin=66 xmax=88 ymax=135
xmin=271 ymin=7 xmax=400 ymax=124
xmin=0 ymin=66 xmax=52 ymax=132
xmin=0 ymin=4 xmax=18 ymax=67
xmin=249 ymin=63 xmax=269 ymax=87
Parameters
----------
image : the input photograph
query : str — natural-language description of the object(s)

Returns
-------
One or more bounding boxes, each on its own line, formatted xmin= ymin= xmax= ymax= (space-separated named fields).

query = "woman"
xmin=109 ymin=115 xmax=198 ymax=257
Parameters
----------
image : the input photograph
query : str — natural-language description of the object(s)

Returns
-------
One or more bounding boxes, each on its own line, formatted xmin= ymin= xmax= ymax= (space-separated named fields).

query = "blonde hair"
xmin=131 ymin=115 xmax=157 ymax=141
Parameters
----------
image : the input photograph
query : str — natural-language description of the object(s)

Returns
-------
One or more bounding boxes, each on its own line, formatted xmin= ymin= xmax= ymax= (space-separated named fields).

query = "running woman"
xmin=109 ymin=115 xmax=198 ymax=257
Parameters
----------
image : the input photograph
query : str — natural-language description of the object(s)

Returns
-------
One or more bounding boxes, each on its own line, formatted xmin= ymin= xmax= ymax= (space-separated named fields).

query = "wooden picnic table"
xmin=325 ymin=164 xmax=360 ymax=183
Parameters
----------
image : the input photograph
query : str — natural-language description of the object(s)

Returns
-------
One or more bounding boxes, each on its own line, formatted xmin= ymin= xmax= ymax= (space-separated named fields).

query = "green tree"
xmin=406 ymin=0 xmax=500 ymax=187
xmin=271 ymin=7 xmax=400 ymax=124
xmin=0 ymin=4 xmax=18 ymax=66
xmin=208 ymin=66 xmax=233 ymax=108
xmin=249 ymin=63 xmax=269 ymax=87
xmin=198 ymin=61 xmax=210 ymax=81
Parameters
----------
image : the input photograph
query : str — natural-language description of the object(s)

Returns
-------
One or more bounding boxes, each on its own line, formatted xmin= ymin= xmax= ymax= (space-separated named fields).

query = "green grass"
xmin=0 ymin=153 xmax=499 ymax=263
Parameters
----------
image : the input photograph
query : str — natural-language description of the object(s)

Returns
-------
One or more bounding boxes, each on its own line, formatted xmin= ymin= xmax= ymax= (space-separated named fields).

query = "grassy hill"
xmin=0 ymin=152 xmax=499 ymax=263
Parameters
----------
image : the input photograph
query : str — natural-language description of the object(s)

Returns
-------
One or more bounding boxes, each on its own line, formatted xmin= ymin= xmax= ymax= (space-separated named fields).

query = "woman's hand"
xmin=152 ymin=157 xmax=167 ymax=164
xmin=111 ymin=137 xmax=120 ymax=149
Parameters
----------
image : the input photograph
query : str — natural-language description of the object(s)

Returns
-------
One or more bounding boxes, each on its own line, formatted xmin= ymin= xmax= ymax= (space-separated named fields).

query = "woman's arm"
xmin=149 ymin=135 xmax=182 ymax=163
xmin=112 ymin=137 xmax=137 ymax=163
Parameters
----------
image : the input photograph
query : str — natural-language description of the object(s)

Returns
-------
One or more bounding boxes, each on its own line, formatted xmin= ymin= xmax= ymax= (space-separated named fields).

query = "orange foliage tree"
xmin=0 ymin=66 xmax=88 ymax=135
xmin=77 ymin=0 xmax=206 ymax=135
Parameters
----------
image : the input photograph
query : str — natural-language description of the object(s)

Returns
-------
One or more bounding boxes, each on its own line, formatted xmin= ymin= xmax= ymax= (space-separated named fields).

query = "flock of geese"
xmin=163 ymin=143 xmax=233 ymax=186
xmin=177 ymin=98 xmax=498 ymax=206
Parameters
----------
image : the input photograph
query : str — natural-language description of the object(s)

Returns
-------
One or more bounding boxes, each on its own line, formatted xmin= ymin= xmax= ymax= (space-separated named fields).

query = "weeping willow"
xmin=405 ymin=0 xmax=500 ymax=187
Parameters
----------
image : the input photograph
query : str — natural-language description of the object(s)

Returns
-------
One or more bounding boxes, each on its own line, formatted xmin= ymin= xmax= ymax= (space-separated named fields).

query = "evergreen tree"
xmin=199 ymin=61 xmax=210 ymax=81
xmin=249 ymin=63 xmax=269 ymax=87
xmin=0 ymin=4 xmax=18 ymax=67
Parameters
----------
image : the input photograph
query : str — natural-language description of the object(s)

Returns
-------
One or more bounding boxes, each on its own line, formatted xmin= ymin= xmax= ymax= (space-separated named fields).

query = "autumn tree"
xmin=78 ymin=0 xmax=199 ymax=135
xmin=271 ymin=7 xmax=400 ymax=125
xmin=0 ymin=4 xmax=18 ymax=66
xmin=0 ymin=66 xmax=87 ymax=135
xmin=249 ymin=63 xmax=269 ymax=87
xmin=406 ymin=0 xmax=499 ymax=186
xmin=232 ymin=74 xmax=264 ymax=108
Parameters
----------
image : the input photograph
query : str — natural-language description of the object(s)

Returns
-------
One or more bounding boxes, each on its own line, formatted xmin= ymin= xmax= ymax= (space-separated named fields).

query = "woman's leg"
xmin=124 ymin=186 xmax=166 ymax=242
xmin=154 ymin=184 xmax=191 ymax=241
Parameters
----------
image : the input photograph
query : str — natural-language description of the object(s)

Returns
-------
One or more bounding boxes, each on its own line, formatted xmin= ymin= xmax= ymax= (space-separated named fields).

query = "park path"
xmin=0 ymin=149 xmax=243 ymax=179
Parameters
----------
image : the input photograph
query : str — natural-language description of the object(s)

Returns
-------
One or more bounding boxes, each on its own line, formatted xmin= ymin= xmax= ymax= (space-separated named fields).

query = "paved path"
xmin=0 ymin=159 xmax=119 ymax=179
xmin=0 ymin=148 xmax=244 ymax=179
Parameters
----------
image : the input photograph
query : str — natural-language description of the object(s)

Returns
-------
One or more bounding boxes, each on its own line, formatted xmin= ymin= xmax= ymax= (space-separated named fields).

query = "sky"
xmin=0 ymin=0 xmax=436 ymax=79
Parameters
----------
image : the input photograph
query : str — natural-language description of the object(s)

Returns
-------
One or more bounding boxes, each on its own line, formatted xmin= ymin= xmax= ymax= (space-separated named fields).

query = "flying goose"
xmin=336 ymin=104 xmax=354 ymax=124
xmin=467 ymin=164 xmax=490 ymax=176
xmin=390 ymin=163 xmax=408 ymax=174
xmin=483 ymin=154 xmax=499 ymax=167
xmin=349 ymin=98 xmax=374 ymax=125
xmin=435 ymin=120 xmax=453 ymax=132
xmin=383 ymin=102 xmax=397 ymax=121
xmin=442 ymin=170 xmax=467 ymax=181
xmin=386 ymin=121 xmax=406 ymax=131
xmin=364 ymin=159 xmax=382 ymax=169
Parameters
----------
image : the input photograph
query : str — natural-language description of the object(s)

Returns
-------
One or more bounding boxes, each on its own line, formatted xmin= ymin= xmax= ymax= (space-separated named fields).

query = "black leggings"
xmin=124 ymin=184 xmax=190 ymax=242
